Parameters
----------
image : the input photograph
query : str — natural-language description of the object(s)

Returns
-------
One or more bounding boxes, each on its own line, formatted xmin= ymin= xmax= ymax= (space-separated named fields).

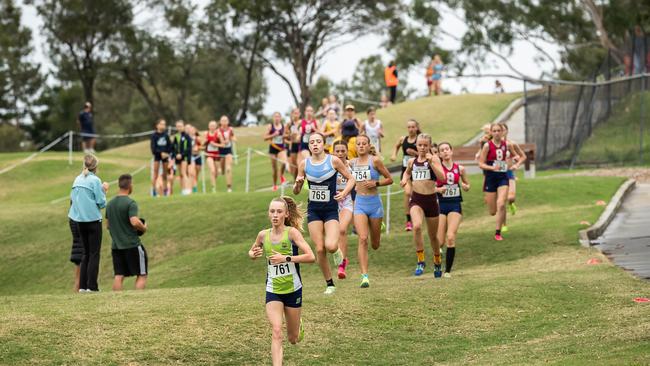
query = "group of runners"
xmin=253 ymin=114 xmax=526 ymax=365
xmin=150 ymin=116 xmax=236 ymax=196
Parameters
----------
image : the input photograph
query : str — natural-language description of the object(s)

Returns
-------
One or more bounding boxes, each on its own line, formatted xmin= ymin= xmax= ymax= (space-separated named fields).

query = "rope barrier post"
xmin=68 ymin=131 xmax=73 ymax=165
xmin=385 ymin=184 xmax=391 ymax=234
xmin=233 ymin=142 xmax=238 ymax=165
xmin=245 ymin=147 xmax=252 ymax=193
xmin=201 ymin=151 xmax=206 ymax=194
xmin=150 ymin=158 xmax=154 ymax=196
xmin=280 ymin=182 xmax=285 ymax=196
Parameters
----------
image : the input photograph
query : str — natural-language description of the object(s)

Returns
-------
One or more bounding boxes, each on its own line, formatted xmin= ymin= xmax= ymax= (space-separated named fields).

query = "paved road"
xmin=595 ymin=183 xmax=650 ymax=280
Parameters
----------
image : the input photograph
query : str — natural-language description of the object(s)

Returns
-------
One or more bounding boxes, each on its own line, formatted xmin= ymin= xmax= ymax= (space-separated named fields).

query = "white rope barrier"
xmin=0 ymin=131 xmax=70 ymax=175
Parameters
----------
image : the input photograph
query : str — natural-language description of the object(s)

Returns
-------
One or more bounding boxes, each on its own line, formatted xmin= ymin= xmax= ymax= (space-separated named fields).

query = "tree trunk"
xmin=238 ymin=31 xmax=260 ymax=126
xmin=581 ymin=0 xmax=624 ymax=63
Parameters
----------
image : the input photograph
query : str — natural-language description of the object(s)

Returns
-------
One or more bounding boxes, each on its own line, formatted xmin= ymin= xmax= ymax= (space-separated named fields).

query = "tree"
xmin=34 ymin=0 xmax=133 ymax=104
xmin=0 ymin=0 xmax=42 ymax=125
xmin=223 ymin=0 xmax=402 ymax=110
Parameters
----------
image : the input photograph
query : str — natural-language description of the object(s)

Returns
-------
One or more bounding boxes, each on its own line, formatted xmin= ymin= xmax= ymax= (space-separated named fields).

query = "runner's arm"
xmin=459 ymin=165 xmax=470 ymax=191
xmin=509 ymin=142 xmax=526 ymax=170
xmin=477 ymin=144 xmax=495 ymax=171
xmin=427 ymin=153 xmax=445 ymax=181
xmin=248 ymin=231 xmax=265 ymax=259
xmin=400 ymin=159 xmax=414 ymax=187
xmin=333 ymin=156 xmax=355 ymax=198
xmin=287 ymin=228 xmax=316 ymax=263
xmin=373 ymin=158 xmax=393 ymax=187
xmin=293 ymin=161 xmax=306 ymax=195
xmin=391 ymin=136 xmax=404 ymax=161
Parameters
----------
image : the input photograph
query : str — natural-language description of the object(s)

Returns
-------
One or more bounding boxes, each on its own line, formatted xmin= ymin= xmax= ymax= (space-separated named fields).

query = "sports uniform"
xmin=336 ymin=165 xmax=353 ymax=213
xmin=364 ymin=120 xmax=382 ymax=153
xmin=483 ymin=140 xmax=509 ymax=192
xmin=305 ymin=154 xmax=339 ymax=223
xmin=409 ymin=157 xmax=440 ymax=218
xmin=205 ymin=131 xmax=221 ymax=160
xmin=269 ymin=124 xmax=286 ymax=155
xmin=322 ymin=120 xmax=340 ymax=152
xmin=437 ymin=162 xmax=463 ymax=215
xmin=218 ymin=127 xmax=235 ymax=156
xmin=263 ymin=228 xmax=303 ymax=308
xmin=299 ymin=119 xmax=318 ymax=151
xmin=352 ymin=156 xmax=384 ymax=219
xmin=150 ymin=131 xmax=172 ymax=162
xmin=191 ymin=135 xmax=202 ymax=166
xmin=400 ymin=136 xmax=417 ymax=179
xmin=172 ymin=131 xmax=192 ymax=165
xmin=289 ymin=122 xmax=301 ymax=155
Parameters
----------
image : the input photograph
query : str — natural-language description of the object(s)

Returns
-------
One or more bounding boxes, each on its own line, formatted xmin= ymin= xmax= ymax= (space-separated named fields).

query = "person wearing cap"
xmin=68 ymin=154 xmax=109 ymax=292
xmin=77 ymin=102 xmax=96 ymax=154
xmin=384 ymin=61 xmax=398 ymax=104
xmin=337 ymin=105 xmax=362 ymax=159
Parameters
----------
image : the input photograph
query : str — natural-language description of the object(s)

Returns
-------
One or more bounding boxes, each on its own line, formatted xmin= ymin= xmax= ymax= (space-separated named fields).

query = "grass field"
xmin=2 ymin=92 xmax=649 ymax=365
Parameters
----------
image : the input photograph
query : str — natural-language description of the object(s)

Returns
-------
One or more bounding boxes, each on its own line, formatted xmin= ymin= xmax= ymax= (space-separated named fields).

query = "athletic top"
xmin=289 ymin=121 xmax=301 ymax=144
xmin=300 ymin=119 xmax=318 ymax=144
xmin=305 ymin=154 xmax=338 ymax=211
xmin=364 ymin=120 xmax=382 ymax=151
xmin=486 ymin=139 xmax=508 ymax=174
xmin=323 ymin=120 xmax=340 ymax=147
xmin=436 ymin=162 xmax=463 ymax=202
xmin=219 ymin=127 xmax=234 ymax=150
xmin=401 ymin=136 xmax=417 ymax=168
xmin=192 ymin=135 xmax=201 ymax=156
xmin=351 ymin=156 xmax=380 ymax=187
xmin=205 ymin=131 xmax=220 ymax=156
xmin=410 ymin=157 xmax=435 ymax=182
xmin=269 ymin=123 xmax=285 ymax=149
xmin=341 ymin=119 xmax=359 ymax=137
xmin=172 ymin=132 xmax=192 ymax=157
xmin=336 ymin=165 xmax=352 ymax=192
xmin=150 ymin=131 xmax=172 ymax=155
xmin=263 ymin=228 xmax=302 ymax=294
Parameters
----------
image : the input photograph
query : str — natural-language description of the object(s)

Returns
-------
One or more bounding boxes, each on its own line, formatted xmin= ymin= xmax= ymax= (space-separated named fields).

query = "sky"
xmin=18 ymin=2 xmax=561 ymax=116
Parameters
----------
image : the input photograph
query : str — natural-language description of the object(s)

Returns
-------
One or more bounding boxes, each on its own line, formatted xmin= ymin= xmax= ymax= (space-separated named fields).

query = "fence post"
xmin=385 ymin=184 xmax=391 ymax=234
xmin=68 ymin=131 xmax=73 ymax=165
xmin=233 ymin=142 xmax=238 ymax=165
xmin=567 ymin=85 xmax=585 ymax=148
xmin=201 ymin=151 xmax=206 ymax=194
xmin=245 ymin=147 xmax=252 ymax=193
xmin=541 ymin=85 xmax=552 ymax=162
xmin=523 ymin=80 xmax=529 ymax=143
xmin=641 ymin=76 xmax=646 ymax=164
xmin=150 ymin=158 xmax=154 ymax=196
xmin=606 ymin=49 xmax=611 ymax=118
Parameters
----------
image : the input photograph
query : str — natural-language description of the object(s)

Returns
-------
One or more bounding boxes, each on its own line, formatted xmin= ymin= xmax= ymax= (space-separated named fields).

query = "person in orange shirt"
xmin=384 ymin=61 xmax=398 ymax=104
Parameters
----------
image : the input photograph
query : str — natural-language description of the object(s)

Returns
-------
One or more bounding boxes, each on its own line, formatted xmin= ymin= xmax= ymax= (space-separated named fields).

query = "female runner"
xmin=265 ymin=112 xmax=288 ymax=191
xmin=435 ymin=142 xmax=470 ymax=278
xmin=332 ymin=140 xmax=353 ymax=280
xmin=351 ymin=135 xmax=393 ymax=287
xmin=363 ymin=107 xmax=384 ymax=153
xmin=500 ymin=123 xmax=527 ymax=223
xmin=217 ymin=115 xmax=236 ymax=193
xmin=248 ymin=196 xmax=315 ymax=366
xmin=390 ymin=119 xmax=421 ymax=231
xmin=293 ymin=133 xmax=355 ymax=295
xmin=400 ymin=133 xmax=445 ymax=277
xmin=286 ymin=108 xmax=302 ymax=181
xmin=299 ymin=105 xmax=320 ymax=161
xmin=204 ymin=120 xmax=222 ymax=193
xmin=321 ymin=109 xmax=340 ymax=153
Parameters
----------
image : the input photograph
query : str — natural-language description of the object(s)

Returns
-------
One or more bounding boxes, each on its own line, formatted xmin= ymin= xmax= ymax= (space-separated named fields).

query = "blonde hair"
xmin=272 ymin=196 xmax=305 ymax=231
xmin=416 ymin=133 xmax=433 ymax=146
xmin=82 ymin=154 xmax=98 ymax=177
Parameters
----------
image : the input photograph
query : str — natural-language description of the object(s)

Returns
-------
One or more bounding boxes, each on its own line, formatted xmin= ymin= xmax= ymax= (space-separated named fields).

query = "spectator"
xmin=384 ymin=61 xmax=398 ymax=104
xmin=68 ymin=154 xmax=108 ymax=292
xmin=379 ymin=94 xmax=390 ymax=109
xmin=328 ymin=95 xmax=341 ymax=118
xmin=106 ymin=174 xmax=149 ymax=291
xmin=431 ymin=54 xmax=444 ymax=96
xmin=494 ymin=80 xmax=505 ymax=94
xmin=426 ymin=58 xmax=435 ymax=96
xmin=339 ymin=104 xmax=361 ymax=159
xmin=315 ymin=97 xmax=330 ymax=121
xmin=77 ymin=102 xmax=96 ymax=154
xmin=68 ymin=215 xmax=83 ymax=292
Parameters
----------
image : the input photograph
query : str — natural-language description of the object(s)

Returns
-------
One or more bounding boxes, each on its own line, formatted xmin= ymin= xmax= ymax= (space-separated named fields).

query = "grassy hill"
xmin=2 ymin=93 xmax=649 ymax=364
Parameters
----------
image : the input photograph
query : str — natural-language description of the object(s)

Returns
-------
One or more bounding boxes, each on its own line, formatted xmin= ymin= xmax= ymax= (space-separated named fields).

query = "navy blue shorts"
xmin=153 ymin=152 xmax=169 ymax=163
xmin=507 ymin=170 xmax=515 ymax=180
xmin=219 ymin=147 xmax=233 ymax=156
xmin=439 ymin=201 xmax=462 ymax=215
xmin=291 ymin=143 xmax=300 ymax=154
xmin=299 ymin=142 xmax=309 ymax=151
xmin=175 ymin=154 xmax=191 ymax=165
xmin=266 ymin=288 xmax=302 ymax=308
xmin=269 ymin=145 xmax=285 ymax=155
xmin=307 ymin=207 xmax=339 ymax=223
xmin=483 ymin=173 xmax=509 ymax=193
xmin=192 ymin=155 xmax=202 ymax=166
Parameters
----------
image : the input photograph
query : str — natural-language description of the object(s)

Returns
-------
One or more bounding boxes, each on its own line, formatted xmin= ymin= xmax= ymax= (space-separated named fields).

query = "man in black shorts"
xmin=77 ymin=102 xmax=96 ymax=153
xmin=106 ymin=174 xmax=149 ymax=291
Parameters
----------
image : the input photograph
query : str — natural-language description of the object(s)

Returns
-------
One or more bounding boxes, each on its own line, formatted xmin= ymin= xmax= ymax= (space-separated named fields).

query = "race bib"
xmin=352 ymin=166 xmax=371 ymax=181
xmin=336 ymin=173 xmax=348 ymax=191
xmin=206 ymin=143 xmax=218 ymax=152
xmin=309 ymin=184 xmax=330 ymax=202
xmin=442 ymin=184 xmax=460 ymax=198
xmin=272 ymin=135 xmax=284 ymax=145
xmin=412 ymin=166 xmax=431 ymax=181
xmin=402 ymin=156 xmax=411 ymax=168
xmin=268 ymin=262 xmax=296 ymax=279
xmin=493 ymin=160 xmax=508 ymax=172
xmin=370 ymin=137 xmax=379 ymax=149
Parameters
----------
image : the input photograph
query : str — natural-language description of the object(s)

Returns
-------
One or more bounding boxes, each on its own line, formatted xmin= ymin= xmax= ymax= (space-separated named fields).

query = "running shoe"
xmin=360 ymin=274 xmax=370 ymax=288
xmin=337 ymin=258 xmax=348 ymax=279
xmin=494 ymin=233 xmax=504 ymax=241
xmin=405 ymin=221 xmax=413 ymax=231
xmin=443 ymin=272 xmax=452 ymax=279
xmin=227 ymin=188 xmax=233 ymax=193
xmin=281 ymin=175 xmax=286 ymax=184
xmin=324 ymin=286 xmax=336 ymax=295
xmin=501 ymin=225 xmax=509 ymax=233
xmin=151 ymin=188 xmax=157 ymax=197
xmin=414 ymin=261 xmax=426 ymax=276
xmin=332 ymin=248 xmax=344 ymax=266
xmin=298 ymin=319 xmax=304 ymax=343
xmin=272 ymin=185 xmax=278 ymax=192
xmin=509 ymin=202 xmax=517 ymax=216
xmin=192 ymin=186 xmax=198 ymax=193
xmin=434 ymin=261 xmax=443 ymax=278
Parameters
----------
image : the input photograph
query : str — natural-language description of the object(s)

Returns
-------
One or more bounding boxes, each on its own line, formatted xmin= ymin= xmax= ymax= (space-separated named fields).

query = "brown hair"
xmin=356 ymin=134 xmax=377 ymax=156
xmin=82 ymin=154 xmax=98 ymax=177
xmin=407 ymin=119 xmax=422 ymax=135
xmin=272 ymin=196 xmax=305 ymax=231
xmin=438 ymin=141 xmax=452 ymax=150
xmin=118 ymin=174 xmax=132 ymax=190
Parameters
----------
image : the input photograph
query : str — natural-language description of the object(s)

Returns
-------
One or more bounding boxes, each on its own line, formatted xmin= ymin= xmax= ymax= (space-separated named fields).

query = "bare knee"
xmin=316 ymin=246 xmax=326 ymax=257
xmin=446 ymin=234 xmax=456 ymax=246
xmin=358 ymin=235 xmax=369 ymax=248
xmin=271 ymin=325 xmax=283 ymax=342
xmin=413 ymin=222 xmax=423 ymax=233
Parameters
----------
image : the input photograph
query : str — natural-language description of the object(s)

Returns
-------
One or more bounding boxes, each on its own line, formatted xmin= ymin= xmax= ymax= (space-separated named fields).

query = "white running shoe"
xmin=323 ymin=286 xmax=336 ymax=295
xmin=227 ymin=188 xmax=233 ymax=193
xmin=332 ymin=248 xmax=344 ymax=266
xmin=443 ymin=272 xmax=452 ymax=278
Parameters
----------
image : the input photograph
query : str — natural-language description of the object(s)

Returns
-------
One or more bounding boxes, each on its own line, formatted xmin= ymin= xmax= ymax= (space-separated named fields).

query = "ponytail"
xmin=272 ymin=196 xmax=305 ymax=231
xmin=82 ymin=154 xmax=98 ymax=177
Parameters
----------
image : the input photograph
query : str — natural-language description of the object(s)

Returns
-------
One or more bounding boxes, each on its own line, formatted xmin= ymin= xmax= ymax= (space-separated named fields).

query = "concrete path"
xmin=506 ymin=107 xmax=525 ymax=143
xmin=595 ymin=183 xmax=650 ymax=280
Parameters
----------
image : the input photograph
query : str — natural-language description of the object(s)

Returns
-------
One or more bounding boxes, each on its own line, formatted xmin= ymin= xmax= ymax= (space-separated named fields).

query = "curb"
xmin=579 ymin=178 xmax=637 ymax=246
xmin=464 ymin=97 xmax=524 ymax=146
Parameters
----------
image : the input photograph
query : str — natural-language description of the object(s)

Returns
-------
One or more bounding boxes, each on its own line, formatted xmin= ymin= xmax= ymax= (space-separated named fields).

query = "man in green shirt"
xmin=106 ymin=174 xmax=148 ymax=291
